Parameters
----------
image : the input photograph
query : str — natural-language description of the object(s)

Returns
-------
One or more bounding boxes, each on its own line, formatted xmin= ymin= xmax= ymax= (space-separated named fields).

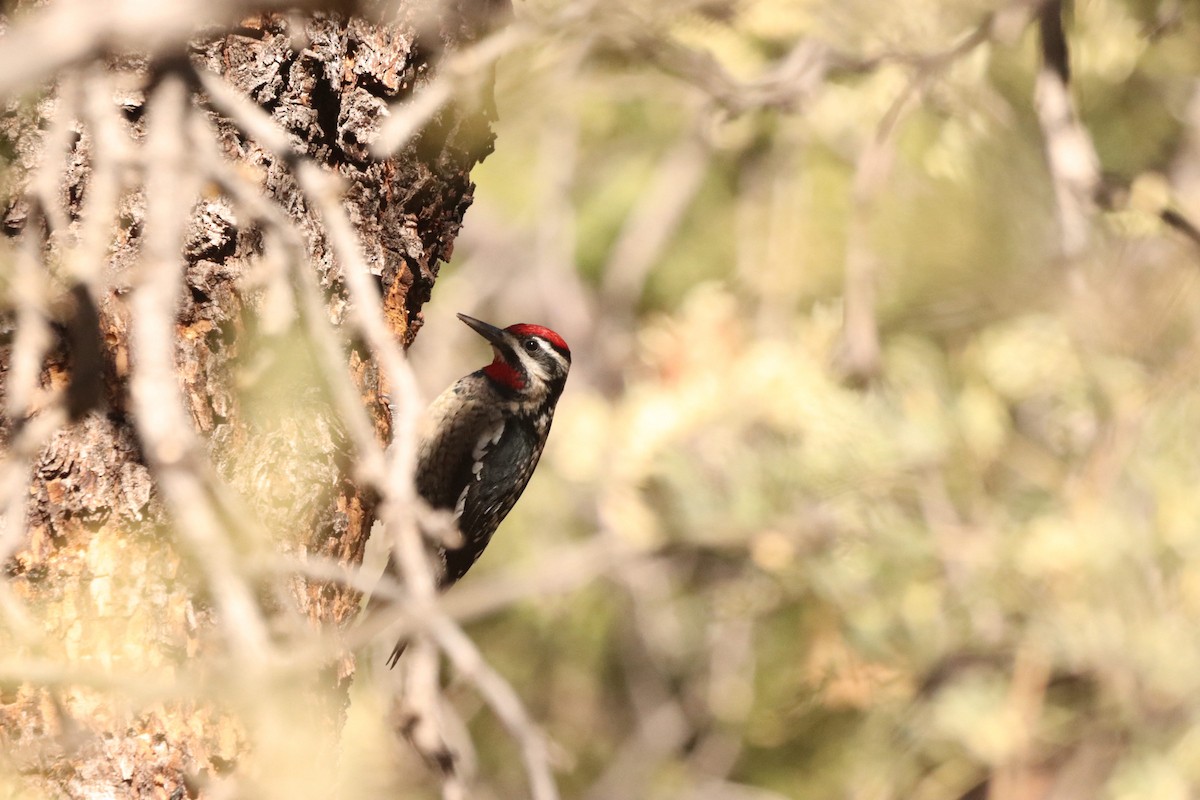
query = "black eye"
xmin=524 ymin=338 xmax=539 ymax=352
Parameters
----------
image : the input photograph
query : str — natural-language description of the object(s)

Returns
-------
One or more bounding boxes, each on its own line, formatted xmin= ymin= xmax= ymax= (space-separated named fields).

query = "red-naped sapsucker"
xmin=383 ymin=313 xmax=571 ymax=666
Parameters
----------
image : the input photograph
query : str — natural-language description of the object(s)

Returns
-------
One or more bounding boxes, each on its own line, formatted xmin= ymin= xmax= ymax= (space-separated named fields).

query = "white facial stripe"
xmin=544 ymin=347 xmax=570 ymax=375
xmin=513 ymin=342 xmax=549 ymax=378
xmin=532 ymin=338 xmax=569 ymax=371
xmin=507 ymin=336 xmax=569 ymax=401
xmin=513 ymin=346 xmax=543 ymax=382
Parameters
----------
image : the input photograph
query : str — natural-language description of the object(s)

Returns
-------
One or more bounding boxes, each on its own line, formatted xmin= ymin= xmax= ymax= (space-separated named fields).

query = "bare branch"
xmin=0 ymin=80 xmax=81 ymax=640
xmin=128 ymin=73 xmax=272 ymax=664
xmin=839 ymin=100 xmax=907 ymax=384
xmin=642 ymin=36 xmax=838 ymax=115
xmin=186 ymin=109 xmax=390 ymax=490
xmin=0 ymin=0 xmax=337 ymax=99
xmin=840 ymin=15 xmax=994 ymax=383
xmin=69 ymin=67 xmax=131 ymax=286
xmin=196 ymin=64 xmax=561 ymax=799
xmin=1034 ymin=0 xmax=1101 ymax=259
xmin=302 ymin=112 xmax=564 ymax=800
xmin=395 ymin=637 xmax=477 ymax=791
xmin=2 ymin=227 xmax=55 ymax=428
xmin=369 ymin=23 xmax=529 ymax=158
xmin=429 ymin=615 xmax=560 ymax=800
xmin=600 ymin=125 xmax=711 ymax=313
xmin=0 ymin=407 xmax=64 ymax=642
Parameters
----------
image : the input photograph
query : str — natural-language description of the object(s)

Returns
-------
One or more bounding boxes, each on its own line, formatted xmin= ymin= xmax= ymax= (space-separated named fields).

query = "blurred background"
xmin=348 ymin=0 xmax=1200 ymax=797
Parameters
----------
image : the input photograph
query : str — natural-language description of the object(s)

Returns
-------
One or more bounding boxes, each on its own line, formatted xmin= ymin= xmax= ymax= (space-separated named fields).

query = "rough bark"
xmin=0 ymin=2 xmax=506 ymax=796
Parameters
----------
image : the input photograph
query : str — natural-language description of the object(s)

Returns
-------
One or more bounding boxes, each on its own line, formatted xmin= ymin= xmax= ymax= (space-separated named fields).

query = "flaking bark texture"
xmin=0 ymin=3 xmax=507 ymax=797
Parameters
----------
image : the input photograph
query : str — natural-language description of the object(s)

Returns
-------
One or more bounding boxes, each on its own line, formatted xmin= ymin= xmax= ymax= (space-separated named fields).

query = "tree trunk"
xmin=0 ymin=2 xmax=506 ymax=796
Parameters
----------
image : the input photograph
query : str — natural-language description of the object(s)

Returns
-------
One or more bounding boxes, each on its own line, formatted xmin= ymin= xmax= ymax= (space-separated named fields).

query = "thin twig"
xmin=69 ymin=67 xmax=130 ymax=286
xmin=187 ymin=109 xmax=390 ymax=490
xmin=1157 ymin=202 xmax=1200 ymax=251
xmin=1034 ymin=0 xmax=1100 ymax=260
xmin=0 ymin=0 xmax=333 ymax=99
xmin=1 ymin=232 xmax=55 ymax=428
xmin=198 ymin=65 xmax=561 ymax=800
xmin=430 ymin=615 xmax=559 ymax=800
xmin=257 ymin=535 xmax=623 ymax=663
xmin=599 ymin=126 xmax=711 ymax=311
xmin=0 ymin=659 xmax=179 ymax=695
xmin=840 ymin=16 xmax=994 ymax=383
xmin=0 ymin=77 xmax=81 ymax=639
xmin=643 ymin=36 xmax=837 ymax=116
xmin=839 ymin=80 xmax=919 ymax=384
xmin=369 ymin=23 xmax=528 ymax=158
xmin=395 ymin=637 xmax=475 ymax=792
xmin=0 ymin=407 xmax=64 ymax=642
xmin=128 ymin=73 xmax=272 ymax=665
xmin=199 ymin=66 xmax=435 ymax=609
xmin=29 ymin=72 xmax=80 ymax=246
xmin=297 ymin=148 xmax=566 ymax=799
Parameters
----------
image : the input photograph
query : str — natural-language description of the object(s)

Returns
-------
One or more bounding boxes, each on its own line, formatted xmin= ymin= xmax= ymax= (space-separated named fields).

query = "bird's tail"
xmin=385 ymin=638 xmax=409 ymax=669
xmin=363 ymin=552 xmax=411 ymax=669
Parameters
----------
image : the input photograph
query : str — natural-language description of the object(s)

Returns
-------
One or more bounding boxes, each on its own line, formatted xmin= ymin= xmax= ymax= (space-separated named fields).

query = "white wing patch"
xmin=454 ymin=420 xmax=505 ymax=522
xmin=453 ymin=486 xmax=470 ymax=523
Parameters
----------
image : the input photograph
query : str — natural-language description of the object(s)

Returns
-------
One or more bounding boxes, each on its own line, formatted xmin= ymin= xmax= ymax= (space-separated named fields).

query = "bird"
xmin=382 ymin=312 xmax=571 ymax=666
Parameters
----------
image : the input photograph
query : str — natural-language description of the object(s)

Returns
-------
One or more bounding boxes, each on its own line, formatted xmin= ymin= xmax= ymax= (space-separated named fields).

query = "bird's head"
xmin=459 ymin=313 xmax=571 ymax=405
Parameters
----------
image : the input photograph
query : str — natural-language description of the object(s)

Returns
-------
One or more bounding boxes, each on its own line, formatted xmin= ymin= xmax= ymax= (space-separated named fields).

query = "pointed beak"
xmin=457 ymin=313 xmax=508 ymax=347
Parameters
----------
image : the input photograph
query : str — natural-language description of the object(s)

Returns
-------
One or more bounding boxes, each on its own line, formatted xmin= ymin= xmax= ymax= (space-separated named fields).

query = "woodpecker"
xmin=384 ymin=312 xmax=571 ymax=666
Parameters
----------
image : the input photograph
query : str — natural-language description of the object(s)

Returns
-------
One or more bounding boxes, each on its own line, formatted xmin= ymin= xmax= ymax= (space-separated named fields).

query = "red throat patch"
xmin=484 ymin=358 xmax=525 ymax=390
xmin=505 ymin=324 xmax=570 ymax=354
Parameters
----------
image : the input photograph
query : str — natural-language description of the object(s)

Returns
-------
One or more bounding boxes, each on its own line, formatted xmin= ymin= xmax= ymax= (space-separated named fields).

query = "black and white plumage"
xmin=385 ymin=313 xmax=570 ymax=666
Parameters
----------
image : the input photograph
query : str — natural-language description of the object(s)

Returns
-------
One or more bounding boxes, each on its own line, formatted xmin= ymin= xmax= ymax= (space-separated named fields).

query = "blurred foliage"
xmin=378 ymin=0 xmax=1200 ymax=796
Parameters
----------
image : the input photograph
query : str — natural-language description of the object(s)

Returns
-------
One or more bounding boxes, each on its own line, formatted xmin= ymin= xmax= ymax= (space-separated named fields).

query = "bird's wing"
xmin=442 ymin=418 xmax=544 ymax=584
xmin=414 ymin=377 xmax=503 ymax=512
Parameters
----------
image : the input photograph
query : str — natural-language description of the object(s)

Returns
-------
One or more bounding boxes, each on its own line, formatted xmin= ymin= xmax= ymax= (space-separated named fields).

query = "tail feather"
xmin=386 ymin=638 xmax=409 ymax=669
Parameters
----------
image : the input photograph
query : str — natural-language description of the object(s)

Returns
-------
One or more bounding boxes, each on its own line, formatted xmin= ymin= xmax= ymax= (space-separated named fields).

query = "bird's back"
xmin=415 ymin=373 xmax=503 ymax=513
xmin=415 ymin=373 xmax=549 ymax=585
